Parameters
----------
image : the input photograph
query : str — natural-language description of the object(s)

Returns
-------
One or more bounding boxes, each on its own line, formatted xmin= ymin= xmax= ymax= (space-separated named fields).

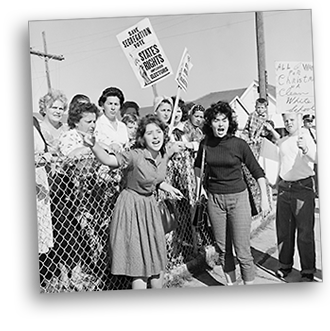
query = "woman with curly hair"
xmin=58 ymin=102 xmax=100 ymax=158
xmin=194 ymin=101 xmax=270 ymax=286
xmin=39 ymin=89 xmax=68 ymax=154
xmin=84 ymin=114 xmax=184 ymax=289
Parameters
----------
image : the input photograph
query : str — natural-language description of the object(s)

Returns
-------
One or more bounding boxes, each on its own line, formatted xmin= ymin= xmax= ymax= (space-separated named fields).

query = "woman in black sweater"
xmin=194 ymin=101 xmax=270 ymax=285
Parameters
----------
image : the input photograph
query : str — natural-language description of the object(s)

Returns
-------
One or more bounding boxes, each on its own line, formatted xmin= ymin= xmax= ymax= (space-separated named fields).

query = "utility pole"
xmin=30 ymin=31 xmax=64 ymax=92
xmin=255 ymin=12 xmax=268 ymax=101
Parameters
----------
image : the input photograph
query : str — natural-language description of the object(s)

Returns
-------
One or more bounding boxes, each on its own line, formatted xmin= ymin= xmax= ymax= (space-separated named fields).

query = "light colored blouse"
xmin=94 ymin=114 xmax=129 ymax=148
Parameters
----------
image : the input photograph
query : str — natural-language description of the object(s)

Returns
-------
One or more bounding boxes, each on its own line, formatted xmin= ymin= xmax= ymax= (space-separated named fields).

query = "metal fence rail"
xmin=35 ymin=151 xmax=212 ymax=293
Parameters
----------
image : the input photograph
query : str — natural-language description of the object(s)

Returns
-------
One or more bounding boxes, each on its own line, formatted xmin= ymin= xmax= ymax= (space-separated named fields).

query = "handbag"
xmin=192 ymin=195 xmax=207 ymax=226
xmin=159 ymin=198 xmax=178 ymax=234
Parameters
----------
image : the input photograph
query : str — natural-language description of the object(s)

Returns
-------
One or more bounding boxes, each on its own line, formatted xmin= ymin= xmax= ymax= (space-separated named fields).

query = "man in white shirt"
xmin=275 ymin=112 xmax=317 ymax=282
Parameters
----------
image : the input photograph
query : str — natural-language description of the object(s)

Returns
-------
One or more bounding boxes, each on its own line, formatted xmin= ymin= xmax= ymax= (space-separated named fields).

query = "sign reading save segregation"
xmin=116 ymin=18 xmax=173 ymax=89
xmin=275 ymin=61 xmax=315 ymax=114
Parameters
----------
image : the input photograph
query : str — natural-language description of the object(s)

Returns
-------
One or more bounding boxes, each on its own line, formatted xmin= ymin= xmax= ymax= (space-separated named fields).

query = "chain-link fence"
xmin=35 ymin=150 xmax=214 ymax=293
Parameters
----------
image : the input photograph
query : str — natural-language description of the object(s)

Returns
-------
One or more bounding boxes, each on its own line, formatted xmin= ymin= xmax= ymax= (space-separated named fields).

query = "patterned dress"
xmin=109 ymin=148 xmax=168 ymax=277
xmin=58 ymin=129 xmax=85 ymax=156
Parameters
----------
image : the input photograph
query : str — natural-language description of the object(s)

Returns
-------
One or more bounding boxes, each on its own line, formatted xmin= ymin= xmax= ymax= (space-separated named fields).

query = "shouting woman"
xmin=84 ymin=114 xmax=183 ymax=289
xmin=194 ymin=101 xmax=270 ymax=286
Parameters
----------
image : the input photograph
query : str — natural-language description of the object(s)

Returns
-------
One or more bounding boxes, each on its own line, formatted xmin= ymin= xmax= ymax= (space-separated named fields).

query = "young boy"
xmin=275 ymin=112 xmax=317 ymax=282
xmin=241 ymin=97 xmax=280 ymax=158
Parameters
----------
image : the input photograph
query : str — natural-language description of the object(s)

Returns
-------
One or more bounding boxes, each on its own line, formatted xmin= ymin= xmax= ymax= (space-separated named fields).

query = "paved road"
xmin=182 ymin=198 xmax=322 ymax=288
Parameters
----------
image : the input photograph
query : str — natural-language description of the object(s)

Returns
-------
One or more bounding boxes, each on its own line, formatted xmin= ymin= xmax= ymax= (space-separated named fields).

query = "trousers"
xmin=276 ymin=177 xmax=316 ymax=274
xmin=207 ymin=189 xmax=255 ymax=282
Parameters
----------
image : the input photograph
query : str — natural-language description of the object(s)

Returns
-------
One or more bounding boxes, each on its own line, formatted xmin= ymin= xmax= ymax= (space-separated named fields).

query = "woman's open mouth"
xmin=152 ymin=139 xmax=161 ymax=148
xmin=217 ymin=128 xmax=225 ymax=134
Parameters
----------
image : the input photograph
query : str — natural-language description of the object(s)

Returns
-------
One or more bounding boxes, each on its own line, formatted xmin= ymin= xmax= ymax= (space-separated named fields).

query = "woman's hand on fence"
xmin=159 ymin=182 xmax=184 ymax=200
xmin=169 ymin=186 xmax=184 ymax=200
xmin=82 ymin=132 xmax=96 ymax=148
xmin=171 ymin=141 xmax=185 ymax=154
xmin=108 ymin=142 xmax=122 ymax=153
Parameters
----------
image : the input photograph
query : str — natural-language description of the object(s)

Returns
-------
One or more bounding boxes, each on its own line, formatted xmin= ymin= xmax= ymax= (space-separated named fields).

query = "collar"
xmin=212 ymin=134 xmax=230 ymax=142
xmin=98 ymin=114 xmax=119 ymax=125
xmin=71 ymin=128 xmax=83 ymax=140
xmin=173 ymin=121 xmax=185 ymax=131
xmin=142 ymin=148 xmax=162 ymax=165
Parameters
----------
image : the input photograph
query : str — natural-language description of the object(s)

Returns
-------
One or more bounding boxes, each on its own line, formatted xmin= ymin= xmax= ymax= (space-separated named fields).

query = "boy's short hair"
xmin=255 ymin=97 xmax=268 ymax=106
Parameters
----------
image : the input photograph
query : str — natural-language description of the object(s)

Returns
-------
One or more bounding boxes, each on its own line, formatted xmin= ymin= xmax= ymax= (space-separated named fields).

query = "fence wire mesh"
xmin=35 ymin=150 xmax=213 ymax=293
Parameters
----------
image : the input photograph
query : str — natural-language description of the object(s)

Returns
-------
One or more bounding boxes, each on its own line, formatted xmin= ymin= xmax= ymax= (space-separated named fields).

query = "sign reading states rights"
xmin=275 ymin=61 xmax=315 ymax=114
xmin=117 ymin=18 xmax=173 ymax=89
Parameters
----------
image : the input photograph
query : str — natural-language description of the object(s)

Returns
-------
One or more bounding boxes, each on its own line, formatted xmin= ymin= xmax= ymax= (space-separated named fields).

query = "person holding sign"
xmin=275 ymin=112 xmax=317 ymax=282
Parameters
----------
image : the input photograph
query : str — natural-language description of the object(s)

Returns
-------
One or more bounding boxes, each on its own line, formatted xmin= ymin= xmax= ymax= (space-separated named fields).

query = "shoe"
xmin=300 ymin=273 xmax=314 ymax=282
xmin=276 ymin=268 xmax=292 ymax=278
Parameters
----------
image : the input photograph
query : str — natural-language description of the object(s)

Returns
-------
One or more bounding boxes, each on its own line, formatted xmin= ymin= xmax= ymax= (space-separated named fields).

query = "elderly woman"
xmin=58 ymin=102 xmax=100 ymax=158
xmin=39 ymin=89 xmax=68 ymax=154
xmin=194 ymin=101 xmax=270 ymax=286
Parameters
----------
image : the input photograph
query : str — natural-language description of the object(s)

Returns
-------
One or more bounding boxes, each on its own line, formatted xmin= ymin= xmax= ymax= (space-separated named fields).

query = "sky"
xmin=28 ymin=9 xmax=313 ymax=113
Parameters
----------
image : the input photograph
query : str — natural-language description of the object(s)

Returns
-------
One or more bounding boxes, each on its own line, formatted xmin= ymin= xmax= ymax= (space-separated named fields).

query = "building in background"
xmin=139 ymin=81 xmax=284 ymax=133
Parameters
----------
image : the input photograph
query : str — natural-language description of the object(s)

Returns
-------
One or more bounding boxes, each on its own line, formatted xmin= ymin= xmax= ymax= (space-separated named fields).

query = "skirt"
xmin=109 ymin=189 xmax=167 ymax=277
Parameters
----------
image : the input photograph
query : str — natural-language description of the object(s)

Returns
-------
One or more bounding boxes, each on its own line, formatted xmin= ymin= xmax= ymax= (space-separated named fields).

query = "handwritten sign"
xmin=117 ymin=18 xmax=173 ymax=89
xmin=175 ymin=47 xmax=193 ymax=91
xmin=275 ymin=61 xmax=315 ymax=114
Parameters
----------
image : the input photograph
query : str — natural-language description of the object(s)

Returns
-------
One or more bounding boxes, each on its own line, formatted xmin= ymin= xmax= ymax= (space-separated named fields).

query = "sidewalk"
xmin=181 ymin=198 xmax=322 ymax=288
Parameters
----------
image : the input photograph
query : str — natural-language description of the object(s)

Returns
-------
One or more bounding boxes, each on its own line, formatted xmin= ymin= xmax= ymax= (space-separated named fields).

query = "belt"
xmin=280 ymin=176 xmax=312 ymax=185
xmin=126 ymin=188 xmax=154 ymax=197
xmin=279 ymin=176 xmax=314 ymax=190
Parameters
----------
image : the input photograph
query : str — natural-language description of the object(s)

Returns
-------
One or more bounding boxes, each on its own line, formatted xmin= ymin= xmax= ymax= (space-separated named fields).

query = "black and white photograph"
xmin=29 ymin=8 xmax=322 ymax=292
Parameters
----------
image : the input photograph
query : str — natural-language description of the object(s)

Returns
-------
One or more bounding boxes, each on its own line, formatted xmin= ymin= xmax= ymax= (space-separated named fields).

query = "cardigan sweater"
xmin=194 ymin=135 xmax=265 ymax=194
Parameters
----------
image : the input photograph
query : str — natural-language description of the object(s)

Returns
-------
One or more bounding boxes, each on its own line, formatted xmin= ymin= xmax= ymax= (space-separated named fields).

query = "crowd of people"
xmin=33 ymin=86 xmax=319 ymax=291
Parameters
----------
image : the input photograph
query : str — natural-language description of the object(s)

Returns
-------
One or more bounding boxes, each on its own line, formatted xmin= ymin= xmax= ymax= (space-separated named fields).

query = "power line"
xmin=30 ymin=16 xmax=180 ymax=53
xmin=30 ymin=12 xmax=285 ymax=74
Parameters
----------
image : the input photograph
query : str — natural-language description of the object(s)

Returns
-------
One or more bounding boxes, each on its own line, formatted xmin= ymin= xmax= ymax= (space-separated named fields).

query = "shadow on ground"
xmin=251 ymin=247 xmax=323 ymax=283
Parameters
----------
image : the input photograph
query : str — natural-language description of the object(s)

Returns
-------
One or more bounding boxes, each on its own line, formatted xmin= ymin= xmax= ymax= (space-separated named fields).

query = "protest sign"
xmin=175 ymin=47 xmax=193 ymax=91
xmin=259 ymin=138 xmax=279 ymax=186
xmin=275 ymin=61 xmax=315 ymax=114
xmin=116 ymin=18 xmax=173 ymax=88
xmin=168 ymin=48 xmax=193 ymax=136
